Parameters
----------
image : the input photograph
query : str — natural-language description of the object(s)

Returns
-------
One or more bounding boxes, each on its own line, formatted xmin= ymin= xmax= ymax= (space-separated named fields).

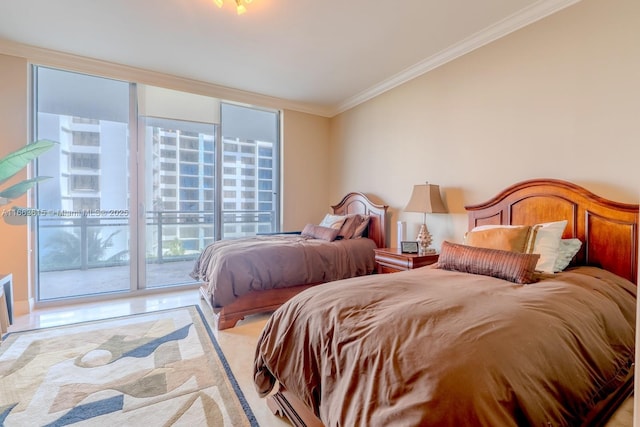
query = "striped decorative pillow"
xmin=338 ymin=214 xmax=370 ymax=239
xmin=353 ymin=214 xmax=370 ymax=238
xmin=438 ymin=241 xmax=540 ymax=284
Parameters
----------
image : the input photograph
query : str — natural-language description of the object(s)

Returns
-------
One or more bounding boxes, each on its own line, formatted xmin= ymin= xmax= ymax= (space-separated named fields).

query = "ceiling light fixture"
xmin=213 ymin=0 xmax=253 ymax=15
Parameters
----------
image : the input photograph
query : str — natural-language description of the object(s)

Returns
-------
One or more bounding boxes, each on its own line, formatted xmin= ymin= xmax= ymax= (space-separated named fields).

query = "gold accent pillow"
xmin=464 ymin=225 xmax=532 ymax=253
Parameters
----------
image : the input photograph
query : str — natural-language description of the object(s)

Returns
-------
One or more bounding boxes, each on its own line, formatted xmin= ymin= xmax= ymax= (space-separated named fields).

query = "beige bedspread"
xmin=253 ymin=265 xmax=636 ymax=426
xmin=190 ymin=234 xmax=376 ymax=308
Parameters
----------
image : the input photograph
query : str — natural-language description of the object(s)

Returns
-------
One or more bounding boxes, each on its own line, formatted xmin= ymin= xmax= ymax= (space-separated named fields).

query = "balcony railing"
xmin=38 ymin=209 xmax=277 ymax=272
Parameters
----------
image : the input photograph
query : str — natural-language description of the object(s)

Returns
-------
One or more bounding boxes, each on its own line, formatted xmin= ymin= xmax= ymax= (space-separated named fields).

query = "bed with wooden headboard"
xmin=193 ymin=191 xmax=388 ymax=330
xmin=466 ymin=178 xmax=638 ymax=284
xmin=254 ymin=179 xmax=638 ymax=427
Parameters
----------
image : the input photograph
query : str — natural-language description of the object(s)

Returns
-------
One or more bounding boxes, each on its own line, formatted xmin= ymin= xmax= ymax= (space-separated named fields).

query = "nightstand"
xmin=373 ymin=248 xmax=439 ymax=274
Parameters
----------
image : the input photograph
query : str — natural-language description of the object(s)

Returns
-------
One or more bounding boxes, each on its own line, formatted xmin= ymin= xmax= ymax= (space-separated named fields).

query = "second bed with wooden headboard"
xmin=253 ymin=179 xmax=638 ymax=427
xmin=191 ymin=191 xmax=388 ymax=329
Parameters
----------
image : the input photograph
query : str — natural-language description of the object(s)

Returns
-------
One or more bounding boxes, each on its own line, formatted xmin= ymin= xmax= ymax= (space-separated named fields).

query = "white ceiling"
xmin=0 ymin=0 xmax=579 ymax=116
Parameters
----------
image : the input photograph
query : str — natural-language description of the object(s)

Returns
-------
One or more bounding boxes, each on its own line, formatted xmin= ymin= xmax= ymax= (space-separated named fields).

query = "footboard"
xmin=267 ymin=386 xmax=324 ymax=427
xmin=199 ymin=284 xmax=317 ymax=330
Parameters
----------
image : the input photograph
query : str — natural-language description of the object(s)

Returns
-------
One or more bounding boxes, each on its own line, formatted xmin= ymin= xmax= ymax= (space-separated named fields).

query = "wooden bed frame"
xmin=466 ymin=178 xmax=638 ymax=285
xmin=199 ymin=191 xmax=388 ymax=330
xmin=266 ymin=179 xmax=638 ymax=427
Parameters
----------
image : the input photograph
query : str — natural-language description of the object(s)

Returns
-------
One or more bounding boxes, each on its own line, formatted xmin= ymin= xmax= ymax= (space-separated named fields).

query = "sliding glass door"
xmin=137 ymin=86 xmax=220 ymax=289
xmin=34 ymin=67 xmax=280 ymax=301
xmin=140 ymin=97 xmax=280 ymax=288
xmin=35 ymin=67 xmax=132 ymax=299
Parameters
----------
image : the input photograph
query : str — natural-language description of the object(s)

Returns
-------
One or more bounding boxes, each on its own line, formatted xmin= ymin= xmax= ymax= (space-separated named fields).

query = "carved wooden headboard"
xmin=332 ymin=192 xmax=388 ymax=249
xmin=465 ymin=179 xmax=639 ymax=284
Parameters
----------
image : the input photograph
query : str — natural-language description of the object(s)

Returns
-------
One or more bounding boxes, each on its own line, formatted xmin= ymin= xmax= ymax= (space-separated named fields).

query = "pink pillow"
xmin=301 ymin=224 xmax=340 ymax=241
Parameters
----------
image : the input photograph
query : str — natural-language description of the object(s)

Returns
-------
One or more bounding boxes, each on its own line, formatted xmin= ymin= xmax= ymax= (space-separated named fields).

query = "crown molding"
xmin=333 ymin=0 xmax=582 ymax=116
xmin=0 ymin=39 xmax=334 ymax=118
xmin=0 ymin=0 xmax=581 ymax=119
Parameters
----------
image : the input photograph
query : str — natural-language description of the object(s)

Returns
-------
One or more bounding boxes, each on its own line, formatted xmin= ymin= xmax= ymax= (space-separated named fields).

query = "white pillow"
xmin=470 ymin=221 xmax=568 ymax=273
xmin=529 ymin=220 xmax=567 ymax=273
xmin=553 ymin=238 xmax=582 ymax=272
xmin=319 ymin=213 xmax=346 ymax=230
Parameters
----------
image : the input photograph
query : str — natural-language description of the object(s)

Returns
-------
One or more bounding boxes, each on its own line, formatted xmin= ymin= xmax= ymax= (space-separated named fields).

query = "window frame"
xmin=32 ymin=65 xmax=282 ymax=302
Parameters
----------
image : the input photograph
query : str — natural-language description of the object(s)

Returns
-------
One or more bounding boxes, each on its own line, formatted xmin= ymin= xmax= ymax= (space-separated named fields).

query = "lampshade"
xmin=404 ymin=183 xmax=447 ymax=214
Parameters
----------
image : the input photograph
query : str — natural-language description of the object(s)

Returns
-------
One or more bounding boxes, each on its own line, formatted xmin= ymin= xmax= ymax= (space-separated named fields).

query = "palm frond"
xmin=0 ymin=139 xmax=57 ymax=184
xmin=0 ymin=176 xmax=51 ymax=200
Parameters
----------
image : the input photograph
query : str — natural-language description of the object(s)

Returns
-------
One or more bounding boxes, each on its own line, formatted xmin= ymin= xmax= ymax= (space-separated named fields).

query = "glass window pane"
xmin=34 ymin=70 xmax=280 ymax=299
xmin=142 ymin=113 xmax=216 ymax=289
xmin=35 ymin=67 xmax=131 ymax=300
xmin=220 ymin=103 xmax=279 ymax=238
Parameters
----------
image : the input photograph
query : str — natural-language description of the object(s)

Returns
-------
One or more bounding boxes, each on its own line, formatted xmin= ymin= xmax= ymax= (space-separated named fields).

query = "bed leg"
xmin=216 ymin=310 xmax=243 ymax=330
xmin=267 ymin=394 xmax=285 ymax=417
xmin=266 ymin=389 xmax=325 ymax=427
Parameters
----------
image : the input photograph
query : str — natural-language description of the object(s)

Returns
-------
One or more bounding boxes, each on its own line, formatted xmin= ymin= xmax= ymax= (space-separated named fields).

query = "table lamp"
xmin=404 ymin=182 xmax=447 ymax=254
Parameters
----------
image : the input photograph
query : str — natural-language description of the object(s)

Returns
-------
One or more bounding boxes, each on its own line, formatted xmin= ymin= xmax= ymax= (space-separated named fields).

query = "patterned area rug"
xmin=0 ymin=305 xmax=258 ymax=426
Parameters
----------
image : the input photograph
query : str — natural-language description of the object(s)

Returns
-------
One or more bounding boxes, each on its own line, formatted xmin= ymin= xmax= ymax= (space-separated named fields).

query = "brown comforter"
xmin=253 ymin=266 xmax=636 ymax=426
xmin=190 ymin=234 xmax=376 ymax=308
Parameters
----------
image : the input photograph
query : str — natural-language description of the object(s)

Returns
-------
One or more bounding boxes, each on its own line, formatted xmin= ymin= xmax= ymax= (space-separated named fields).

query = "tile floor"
xmin=4 ymin=288 xmax=634 ymax=426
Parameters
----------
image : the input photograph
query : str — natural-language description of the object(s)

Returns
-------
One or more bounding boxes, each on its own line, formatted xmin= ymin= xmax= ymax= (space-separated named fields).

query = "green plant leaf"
xmin=0 ymin=176 xmax=51 ymax=200
xmin=0 ymin=139 xmax=57 ymax=184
